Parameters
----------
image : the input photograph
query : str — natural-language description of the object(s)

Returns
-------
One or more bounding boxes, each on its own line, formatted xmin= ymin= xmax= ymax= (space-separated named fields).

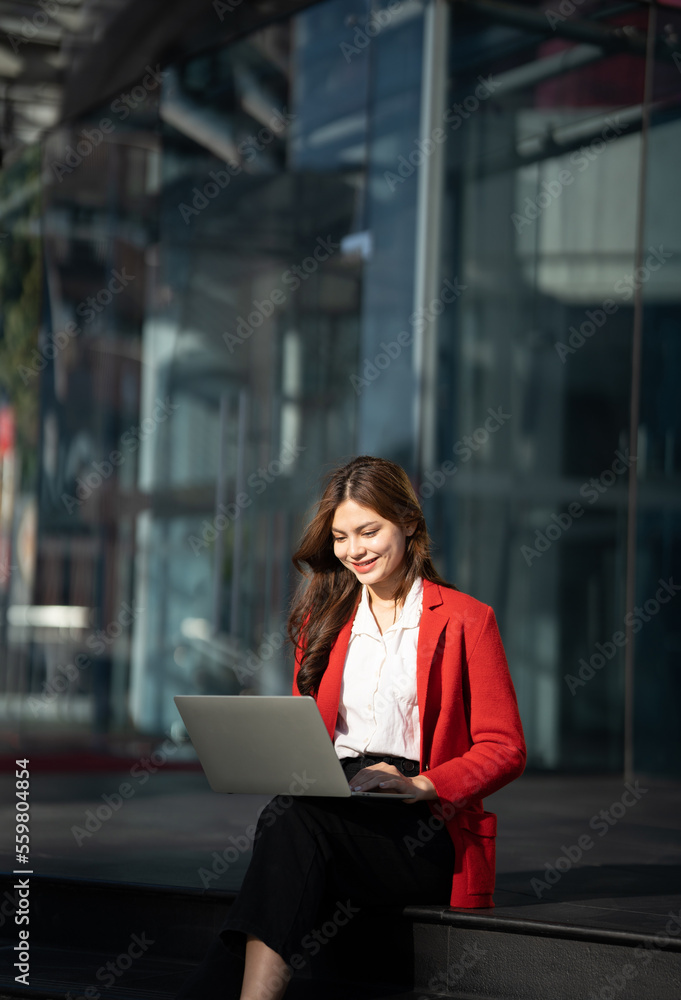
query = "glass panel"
xmin=4 ymin=83 xmax=161 ymax=747
xmin=634 ymin=3 xmax=681 ymax=774
xmin=355 ymin=1 xmax=424 ymax=463
xmin=131 ymin=0 xmax=381 ymax=733
xmin=0 ymin=146 xmax=43 ymax=736
xmin=433 ymin=2 xmax=649 ymax=769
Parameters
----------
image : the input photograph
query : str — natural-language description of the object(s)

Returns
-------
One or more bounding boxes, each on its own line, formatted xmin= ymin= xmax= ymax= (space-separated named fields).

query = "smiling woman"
xmin=176 ymin=455 xmax=526 ymax=1000
xmin=289 ymin=456 xmax=452 ymax=702
xmin=332 ymin=499 xmax=414 ymax=585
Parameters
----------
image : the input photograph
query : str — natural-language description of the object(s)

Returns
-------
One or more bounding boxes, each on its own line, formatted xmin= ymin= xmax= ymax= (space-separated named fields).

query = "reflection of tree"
xmin=0 ymin=146 xmax=42 ymax=491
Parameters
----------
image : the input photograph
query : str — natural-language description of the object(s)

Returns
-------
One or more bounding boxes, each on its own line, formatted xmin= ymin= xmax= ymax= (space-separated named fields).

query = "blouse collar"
xmin=351 ymin=576 xmax=424 ymax=638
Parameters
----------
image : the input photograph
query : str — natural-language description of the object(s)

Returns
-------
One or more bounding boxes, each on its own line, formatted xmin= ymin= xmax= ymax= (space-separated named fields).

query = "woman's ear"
xmin=406 ymin=521 xmax=417 ymax=537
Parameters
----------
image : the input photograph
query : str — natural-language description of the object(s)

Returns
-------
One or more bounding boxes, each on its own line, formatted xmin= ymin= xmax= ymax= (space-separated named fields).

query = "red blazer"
xmin=292 ymin=579 xmax=526 ymax=908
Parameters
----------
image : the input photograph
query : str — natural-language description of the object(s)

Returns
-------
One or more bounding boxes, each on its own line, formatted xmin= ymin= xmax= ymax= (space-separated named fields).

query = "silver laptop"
xmin=173 ymin=694 xmax=413 ymax=799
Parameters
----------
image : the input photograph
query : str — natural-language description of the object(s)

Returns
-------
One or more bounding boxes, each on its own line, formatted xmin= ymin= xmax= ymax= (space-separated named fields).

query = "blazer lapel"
xmin=316 ymin=614 xmax=354 ymax=739
xmin=417 ymin=581 xmax=449 ymax=761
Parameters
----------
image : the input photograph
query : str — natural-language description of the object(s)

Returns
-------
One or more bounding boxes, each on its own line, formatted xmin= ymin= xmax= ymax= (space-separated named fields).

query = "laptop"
xmin=173 ymin=694 xmax=414 ymax=799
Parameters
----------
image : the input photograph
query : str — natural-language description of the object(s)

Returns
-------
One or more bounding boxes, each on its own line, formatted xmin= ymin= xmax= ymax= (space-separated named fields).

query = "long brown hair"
xmin=288 ymin=455 xmax=454 ymax=696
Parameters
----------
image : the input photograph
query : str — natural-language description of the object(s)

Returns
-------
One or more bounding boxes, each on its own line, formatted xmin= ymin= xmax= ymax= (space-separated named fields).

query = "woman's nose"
xmin=348 ymin=535 xmax=366 ymax=558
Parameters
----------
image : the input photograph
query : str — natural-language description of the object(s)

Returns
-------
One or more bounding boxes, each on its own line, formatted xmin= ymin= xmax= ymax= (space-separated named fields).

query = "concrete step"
xmin=1 ymin=873 xmax=680 ymax=1000
xmin=0 ymin=951 xmax=430 ymax=1000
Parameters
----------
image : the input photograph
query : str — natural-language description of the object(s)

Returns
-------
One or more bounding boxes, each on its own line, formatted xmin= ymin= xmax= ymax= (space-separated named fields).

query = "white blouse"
xmin=333 ymin=577 xmax=423 ymax=761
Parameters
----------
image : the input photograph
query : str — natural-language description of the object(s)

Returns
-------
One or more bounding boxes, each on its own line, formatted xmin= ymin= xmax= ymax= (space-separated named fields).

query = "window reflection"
xmin=0 ymin=0 xmax=679 ymax=789
xmin=434 ymin=3 xmax=654 ymax=769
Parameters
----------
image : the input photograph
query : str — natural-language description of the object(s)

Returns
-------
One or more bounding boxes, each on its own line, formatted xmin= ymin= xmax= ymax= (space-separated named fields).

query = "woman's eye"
xmin=363 ymin=530 xmax=377 ymax=537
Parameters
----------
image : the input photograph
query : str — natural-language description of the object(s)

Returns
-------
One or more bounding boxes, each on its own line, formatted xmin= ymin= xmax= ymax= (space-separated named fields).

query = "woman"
xmin=177 ymin=455 xmax=526 ymax=1000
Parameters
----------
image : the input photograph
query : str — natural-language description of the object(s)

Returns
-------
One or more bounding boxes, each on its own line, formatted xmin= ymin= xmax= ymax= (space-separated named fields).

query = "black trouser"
xmin=175 ymin=754 xmax=455 ymax=999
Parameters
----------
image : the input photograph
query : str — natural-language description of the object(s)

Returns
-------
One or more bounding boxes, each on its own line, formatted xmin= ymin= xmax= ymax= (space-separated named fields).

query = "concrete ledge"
xmin=2 ymin=874 xmax=681 ymax=1000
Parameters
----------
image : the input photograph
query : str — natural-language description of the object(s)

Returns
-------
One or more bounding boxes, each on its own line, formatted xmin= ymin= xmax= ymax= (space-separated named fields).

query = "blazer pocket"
xmin=458 ymin=810 xmax=497 ymax=895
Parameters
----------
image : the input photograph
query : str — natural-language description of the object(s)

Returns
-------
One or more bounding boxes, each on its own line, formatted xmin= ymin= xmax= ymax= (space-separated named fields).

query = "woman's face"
xmin=331 ymin=499 xmax=414 ymax=595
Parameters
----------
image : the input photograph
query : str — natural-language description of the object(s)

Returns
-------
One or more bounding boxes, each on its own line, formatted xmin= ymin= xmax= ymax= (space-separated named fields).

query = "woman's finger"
xmin=351 ymin=772 xmax=396 ymax=790
xmin=380 ymin=776 xmax=422 ymax=800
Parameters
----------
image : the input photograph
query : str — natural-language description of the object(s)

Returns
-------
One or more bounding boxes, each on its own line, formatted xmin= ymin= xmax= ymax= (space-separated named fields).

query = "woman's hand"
xmin=349 ymin=763 xmax=438 ymax=803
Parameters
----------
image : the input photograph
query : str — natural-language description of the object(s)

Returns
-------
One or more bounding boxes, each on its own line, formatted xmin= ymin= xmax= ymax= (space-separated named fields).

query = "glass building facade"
xmin=1 ymin=0 xmax=680 ymax=801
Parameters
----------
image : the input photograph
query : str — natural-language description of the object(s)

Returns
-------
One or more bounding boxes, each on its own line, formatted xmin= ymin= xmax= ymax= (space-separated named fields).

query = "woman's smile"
xmin=351 ymin=555 xmax=379 ymax=573
xmin=331 ymin=499 xmax=414 ymax=597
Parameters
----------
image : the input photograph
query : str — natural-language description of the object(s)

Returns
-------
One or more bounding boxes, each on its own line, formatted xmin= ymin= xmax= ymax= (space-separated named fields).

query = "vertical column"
xmin=624 ymin=1 xmax=656 ymax=781
xmin=412 ymin=0 xmax=450 ymax=476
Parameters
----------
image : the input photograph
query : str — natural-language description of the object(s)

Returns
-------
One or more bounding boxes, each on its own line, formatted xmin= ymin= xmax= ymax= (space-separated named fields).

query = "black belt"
xmin=340 ymin=753 xmax=419 ymax=776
